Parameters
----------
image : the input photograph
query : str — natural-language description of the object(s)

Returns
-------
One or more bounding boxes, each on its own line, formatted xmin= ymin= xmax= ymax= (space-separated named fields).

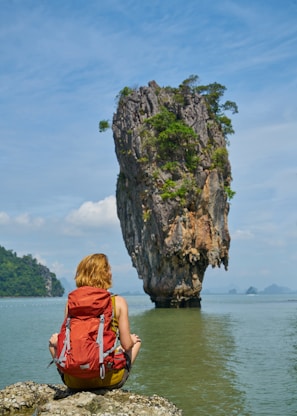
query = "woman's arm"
xmin=116 ymin=295 xmax=141 ymax=363
xmin=116 ymin=296 xmax=134 ymax=350
xmin=48 ymin=333 xmax=58 ymax=358
xmin=64 ymin=301 xmax=68 ymax=318
xmin=48 ymin=301 xmax=68 ymax=359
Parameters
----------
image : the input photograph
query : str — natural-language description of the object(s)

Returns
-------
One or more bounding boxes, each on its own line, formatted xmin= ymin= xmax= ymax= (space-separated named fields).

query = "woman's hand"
xmin=130 ymin=333 xmax=141 ymax=345
xmin=49 ymin=333 xmax=58 ymax=348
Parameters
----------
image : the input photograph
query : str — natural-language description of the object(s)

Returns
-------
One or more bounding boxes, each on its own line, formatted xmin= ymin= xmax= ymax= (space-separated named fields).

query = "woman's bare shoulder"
xmin=113 ymin=294 xmax=128 ymax=317
xmin=114 ymin=294 xmax=128 ymax=307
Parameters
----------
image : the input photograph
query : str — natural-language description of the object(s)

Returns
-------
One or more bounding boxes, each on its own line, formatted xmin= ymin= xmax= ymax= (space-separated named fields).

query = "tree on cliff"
xmin=0 ymin=245 xmax=64 ymax=297
xmin=180 ymin=75 xmax=238 ymax=142
xmin=99 ymin=76 xmax=238 ymax=307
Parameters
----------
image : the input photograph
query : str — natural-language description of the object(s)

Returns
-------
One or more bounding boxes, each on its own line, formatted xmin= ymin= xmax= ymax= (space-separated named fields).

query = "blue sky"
xmin=1 ymin=0 xmax=296 ymax=294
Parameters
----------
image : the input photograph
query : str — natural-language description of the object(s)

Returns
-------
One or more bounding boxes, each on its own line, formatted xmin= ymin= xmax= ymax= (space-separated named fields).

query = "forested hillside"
xmin=0 ymin=245 xmax=64 ymax=297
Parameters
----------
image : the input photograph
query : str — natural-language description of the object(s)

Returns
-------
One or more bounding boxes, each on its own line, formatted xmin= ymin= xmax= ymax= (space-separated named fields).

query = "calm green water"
xmin=0 ymin=294 xmax=296 ymax=415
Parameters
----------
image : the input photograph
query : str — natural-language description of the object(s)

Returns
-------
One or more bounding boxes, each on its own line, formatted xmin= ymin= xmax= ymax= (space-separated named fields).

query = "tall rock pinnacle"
xmin=112 ymin=79 xmax=235 ymax=307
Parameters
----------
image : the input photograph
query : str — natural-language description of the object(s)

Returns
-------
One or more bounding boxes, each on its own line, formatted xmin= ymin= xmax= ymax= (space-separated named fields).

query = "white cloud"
xmin=33 ymin=253 xmax=48 ymax=266
xmin=50 ymin=261 xmax=69 ymax=277
xmin=0 ymin=212 xmax=10 ymax=224
xmin=15 ymin=213 xmax=44 ymax=227
xmin=231 ymin=229 xmax=254 ymax=240
xmin=65 ymin=195 xmax=119 ymax=229
xmin=15 ymin=214 xmax=31 ymax=226
xmin=0 ymin=212 xmax=44 ymax=228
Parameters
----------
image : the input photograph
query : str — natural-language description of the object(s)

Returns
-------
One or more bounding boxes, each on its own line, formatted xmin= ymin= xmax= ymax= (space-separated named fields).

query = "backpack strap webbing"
xmin=55 ymin=317 xmax=71 ymax=368
xmin=96 ymin=295 xmax=119 ymax=379
xmin=97 ymin=314 xmax=105 ymax=379
xmin=110 ymin=295 xmax=119 ymax=335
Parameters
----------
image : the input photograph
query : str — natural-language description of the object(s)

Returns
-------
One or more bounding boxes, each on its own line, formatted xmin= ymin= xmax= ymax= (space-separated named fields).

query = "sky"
xmin=0 ymin=0 xmax=296 ymax=295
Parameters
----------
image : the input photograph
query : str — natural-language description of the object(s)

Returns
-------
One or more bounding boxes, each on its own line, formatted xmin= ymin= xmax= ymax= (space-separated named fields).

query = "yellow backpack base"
xmin=62 ymin=366 xmax=130 ymax=391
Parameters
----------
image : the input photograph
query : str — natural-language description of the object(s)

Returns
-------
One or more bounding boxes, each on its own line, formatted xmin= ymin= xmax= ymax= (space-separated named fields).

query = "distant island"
xmin=261 ymin=284 xmax=293 ymax=294
xmin=245 ymin=284 xmax=294 ymax=295
xmin=203 ymin=284 xmax=296 ymax=295
xmin=0 ymin=245 xmax=64 ymax=297
xmin=246 ymin=286 xmax=258 ymax=295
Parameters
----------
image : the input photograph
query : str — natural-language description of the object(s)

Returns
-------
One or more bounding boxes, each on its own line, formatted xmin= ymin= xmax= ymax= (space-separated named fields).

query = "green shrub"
xmin=211 ymin=147 xmax=228 ymax=171
xmin=98 ymin=119 xmax=110 ymax=132
xmin=185 ymin=150 xmax=200 ymax=172
xmin=152 ymin=169 xmax=159 ymax=180
xmin=142 ymin=209 xmax=151 ymax=222
xmin=160 ymin=177 xmax=201 ymax=203
xmin=116 ymin=86 xmax=134 ymax=105
xmin=160 ymin=179 xmax=177 ymax=200
xmin=162 ymin=161 xmax=179 ymax=172
xmin=193 ymin=81 xmax=238 ymax=144
xmin=145 ymin=107 xmax=176 ymax=133
xmin=145 ymin=107 xmax=197 ymax=159
xmin=224 ymin=186 xmax=236 ymax=200
xmin=138 ymin=156 xmax=149 ymax=163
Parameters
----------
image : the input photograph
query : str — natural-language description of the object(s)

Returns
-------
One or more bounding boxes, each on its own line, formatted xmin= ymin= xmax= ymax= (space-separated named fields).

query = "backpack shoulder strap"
xmin=96 ymin=294 xmax=119 ymax=379
xmin=96 ymin=314 xmax=106 ymax=378
xmin=110 ymin=294 xmax=119 ymax=334
xmin=54 ymin=316 xmax=71 ymax=368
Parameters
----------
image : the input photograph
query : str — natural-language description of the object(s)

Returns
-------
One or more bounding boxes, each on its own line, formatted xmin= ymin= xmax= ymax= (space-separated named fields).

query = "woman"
xmin=49 ymin=253 xmax=141 ymax=390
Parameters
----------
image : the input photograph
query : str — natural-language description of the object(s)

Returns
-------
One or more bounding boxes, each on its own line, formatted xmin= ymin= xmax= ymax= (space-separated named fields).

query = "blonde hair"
xmin=75 ymin=253 xmax=112 ymax=289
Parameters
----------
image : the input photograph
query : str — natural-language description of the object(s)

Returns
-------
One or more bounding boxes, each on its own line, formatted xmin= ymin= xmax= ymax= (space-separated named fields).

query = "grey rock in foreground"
xmin=0 ymin=381 xmax=182 ymax=415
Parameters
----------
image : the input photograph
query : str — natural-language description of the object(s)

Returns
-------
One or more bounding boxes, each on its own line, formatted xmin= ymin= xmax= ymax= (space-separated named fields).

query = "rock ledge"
xmin=0 ymin=381 xmax=182 ymax=415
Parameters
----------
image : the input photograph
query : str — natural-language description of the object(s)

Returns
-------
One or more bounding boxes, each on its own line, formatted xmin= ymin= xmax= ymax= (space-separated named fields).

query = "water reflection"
xmin=126 ymin=308 xmax=249 ymax=416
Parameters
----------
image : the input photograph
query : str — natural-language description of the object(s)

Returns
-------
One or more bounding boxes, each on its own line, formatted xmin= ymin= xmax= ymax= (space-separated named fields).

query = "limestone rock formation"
xmin=112 ymin=80 xmax=233 ymax=307
xmin=0 ymin=381 xmax=182 ymax=415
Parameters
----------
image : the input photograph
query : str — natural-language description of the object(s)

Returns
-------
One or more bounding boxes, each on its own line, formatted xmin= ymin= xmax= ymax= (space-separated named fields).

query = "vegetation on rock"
xmin=180 ymin=75 xmax=238 ymax=142
xmin=0 ymin=245 xmax=64 ymax=297
xmin=99 ymin=75 xmax=237 ymax=202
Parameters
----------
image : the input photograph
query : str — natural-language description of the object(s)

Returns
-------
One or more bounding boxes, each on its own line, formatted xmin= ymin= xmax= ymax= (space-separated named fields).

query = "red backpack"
xmin=54 ymin=286 xmax=127 ymax=379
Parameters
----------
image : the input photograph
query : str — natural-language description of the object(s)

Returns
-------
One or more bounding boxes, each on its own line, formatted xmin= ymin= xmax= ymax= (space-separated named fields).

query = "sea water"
xmin=0 ymin=294 xmax=296 ymax=415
